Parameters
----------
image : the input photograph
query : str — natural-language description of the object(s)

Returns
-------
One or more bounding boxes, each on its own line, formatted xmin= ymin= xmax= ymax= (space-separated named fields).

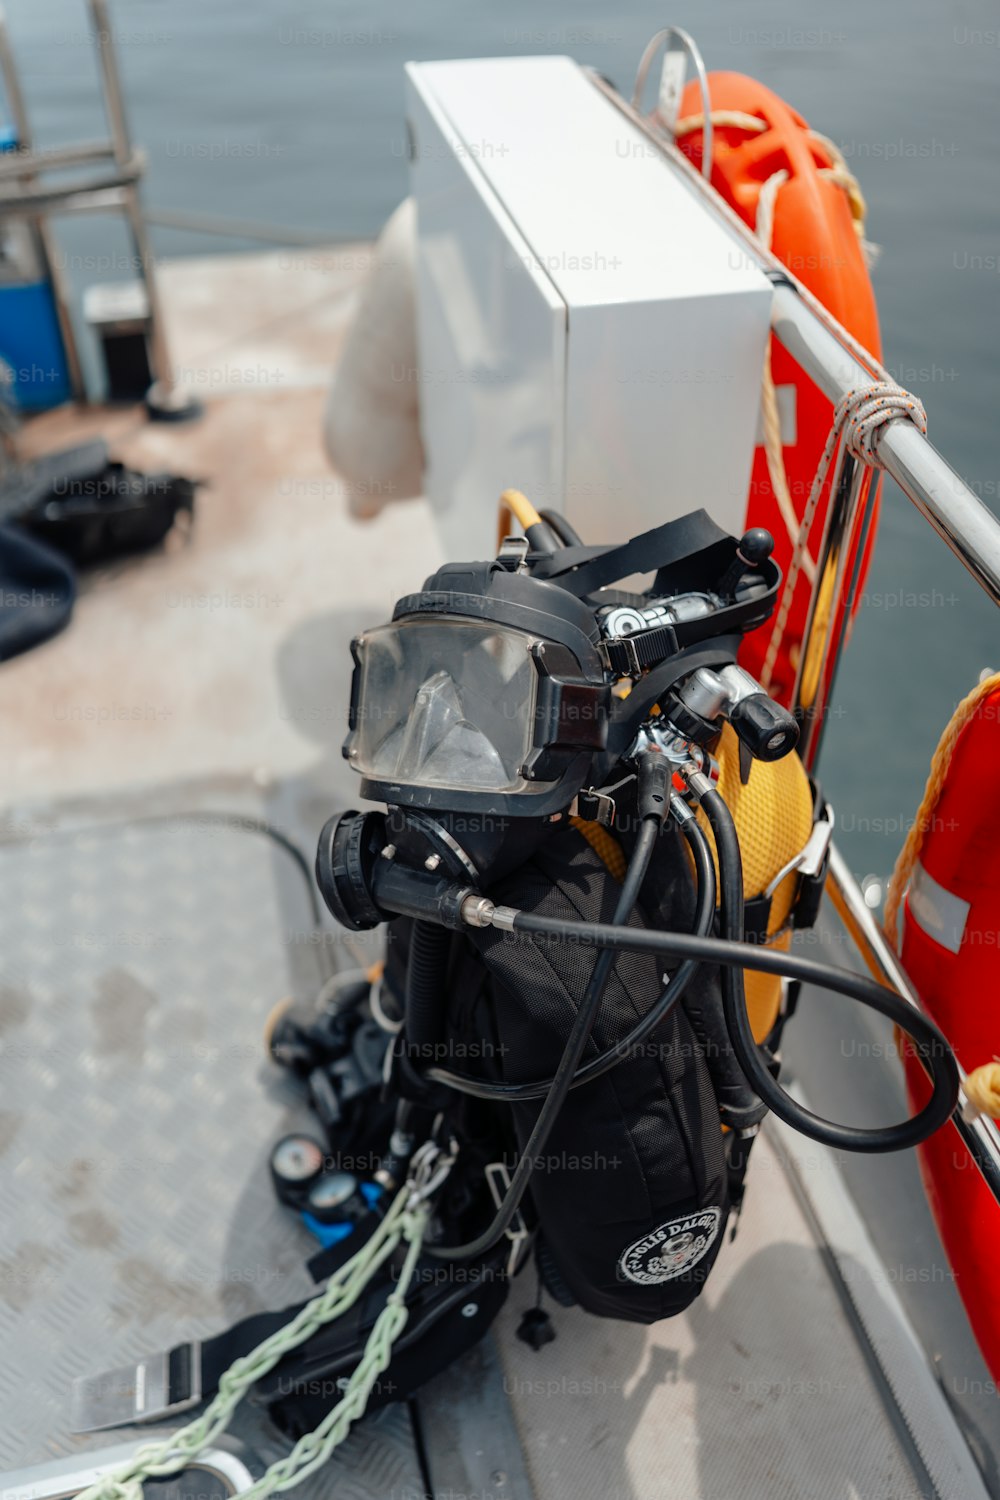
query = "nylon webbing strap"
xmin=535 ymin=509 xmax=729 ymax=598
xmin=70 ymin=1306 xmax=311 ymax=1432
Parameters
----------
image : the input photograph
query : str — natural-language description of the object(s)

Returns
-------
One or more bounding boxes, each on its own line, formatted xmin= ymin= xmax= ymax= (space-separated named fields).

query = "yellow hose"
xmin=497 ymin=488 xmax=544 ymax=550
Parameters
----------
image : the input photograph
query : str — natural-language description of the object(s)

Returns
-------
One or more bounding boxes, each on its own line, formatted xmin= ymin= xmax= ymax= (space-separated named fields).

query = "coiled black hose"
xmin=698 ymin=785 xmax=958 ymax=1152
xmin=507 ymin=829 xmax=960 ymax=1154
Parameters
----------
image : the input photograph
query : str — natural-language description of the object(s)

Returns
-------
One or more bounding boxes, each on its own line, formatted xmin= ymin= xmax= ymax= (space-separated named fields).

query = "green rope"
xmin=77 ymin=1186 xmax=429 ymax=1500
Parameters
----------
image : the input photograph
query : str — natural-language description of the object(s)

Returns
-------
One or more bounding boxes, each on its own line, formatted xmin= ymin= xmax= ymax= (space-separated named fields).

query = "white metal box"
xmin=406 ymin=54 xmax=773 ymax=557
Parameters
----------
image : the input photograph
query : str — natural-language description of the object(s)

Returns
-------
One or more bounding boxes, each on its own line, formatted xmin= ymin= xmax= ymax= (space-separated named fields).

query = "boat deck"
xmin=0 ymin=245 xmax=441 ymax=810
xmin=0 ymin=249 xmax=994 ymax=1500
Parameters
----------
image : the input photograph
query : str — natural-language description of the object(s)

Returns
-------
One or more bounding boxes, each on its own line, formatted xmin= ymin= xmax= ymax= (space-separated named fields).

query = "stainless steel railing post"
xmin=0 ymin=4 xmax=87 ymax=401
xmin=88 ymin=0 xmax=196 ymax=417
xmin=792 ymin=456 xmax=876 ymax=769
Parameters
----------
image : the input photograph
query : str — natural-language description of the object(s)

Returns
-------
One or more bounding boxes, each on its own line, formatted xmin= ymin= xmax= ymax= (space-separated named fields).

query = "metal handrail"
xmin=590 ymin=65 xmax=1000 ymax=1204
xmin=771 ymin=284 xmax=1000 ymax=604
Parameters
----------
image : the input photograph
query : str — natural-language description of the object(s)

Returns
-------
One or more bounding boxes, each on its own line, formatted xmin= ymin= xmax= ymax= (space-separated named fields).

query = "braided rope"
xmin=674 ymin=108 xmax=764 ymax=137
xmin=760 ymin=383 xmax=927 ymax=690
xmin=77 ymin=1187 xmax=428 ymax=1500
xmin=752 ymin=167 xmax=813 ymax=587
xmin=963 ymin=1061 xmax=1000 ymax=1123
xmin=807 ymin=127 xmax=871 ymax=244
xmin=674 ymin=111 xmax=869 ymax=241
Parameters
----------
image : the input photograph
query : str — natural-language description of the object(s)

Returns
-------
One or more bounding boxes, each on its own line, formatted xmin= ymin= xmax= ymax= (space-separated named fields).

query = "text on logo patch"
xmin=618 ymin=1207 xmax=722 ymax=1284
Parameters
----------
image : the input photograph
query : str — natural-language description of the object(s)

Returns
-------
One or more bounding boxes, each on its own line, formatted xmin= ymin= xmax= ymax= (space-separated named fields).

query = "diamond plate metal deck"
xmin=0 ymin=803 xmax=988 ymax=1500
xmin=0 ymin=812 xmax=425 ymax=1498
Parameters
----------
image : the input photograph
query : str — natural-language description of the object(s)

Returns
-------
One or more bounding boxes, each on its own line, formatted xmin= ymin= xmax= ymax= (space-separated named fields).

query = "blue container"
xmin=0 ymin=125 xmax=73 ymax=409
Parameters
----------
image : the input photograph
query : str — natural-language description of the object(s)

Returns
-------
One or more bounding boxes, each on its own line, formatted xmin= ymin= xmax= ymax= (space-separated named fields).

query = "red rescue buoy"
xmin=677 ymin=73 xmax=882 ymax=704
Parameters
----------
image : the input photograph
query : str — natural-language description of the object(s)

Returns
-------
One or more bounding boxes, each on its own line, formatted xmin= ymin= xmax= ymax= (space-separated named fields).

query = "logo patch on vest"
xmin=618 ymin=1207 xmax=722 ymax=1284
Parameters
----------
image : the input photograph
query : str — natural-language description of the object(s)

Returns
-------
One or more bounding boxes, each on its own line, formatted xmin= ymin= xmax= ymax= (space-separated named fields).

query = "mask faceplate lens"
xmin=353 ymin=619 xmax=541 ymax=793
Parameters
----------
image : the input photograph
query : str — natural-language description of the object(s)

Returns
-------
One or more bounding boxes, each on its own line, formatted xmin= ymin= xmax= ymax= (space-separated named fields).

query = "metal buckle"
xmin=798 ymin=804 xmax=835 ymax=879
xmin=406 ymin=1136 xmax=458 ymax=1208
xmin=70 ymin=1341 xmax=202 ymax=1433
xmin=598 ymin=634 xmax=642 ymax=678
xmin=577 ymin=788 xmax=616 ymax=827
xmin=485 ymin=1162 xmax=530 ymax=1277
xmin=496 ymin=535 xmax=530 ymax=572
xmin=763 ymin=804 xmax=835 ymax=900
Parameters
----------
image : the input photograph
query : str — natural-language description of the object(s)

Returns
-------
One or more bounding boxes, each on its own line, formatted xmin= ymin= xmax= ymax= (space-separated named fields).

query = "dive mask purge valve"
xmin=315 ymin=506 xmax=959 ymax=1169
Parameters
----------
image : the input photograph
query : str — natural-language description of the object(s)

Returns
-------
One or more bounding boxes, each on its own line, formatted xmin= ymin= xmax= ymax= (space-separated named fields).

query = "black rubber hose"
xmin=523 ymin=519 xmax=561 ymax=555
xmin=426 ymin=814 xmax=661 ymax=1259
xmin=539 ymin=508 xmax=583 ymax=548
xmin=698 ymin=784 xmax=959 ymax=1151
xmin=403 ymin=920 xmax=453 ymax=1062
xmin=426 ymin=817 xmax=716 ymax=1102
xmin=508 ymin=871 xmax=960 ymax=1151
xmin=679 ymin=807 xmax=768 ymax=1133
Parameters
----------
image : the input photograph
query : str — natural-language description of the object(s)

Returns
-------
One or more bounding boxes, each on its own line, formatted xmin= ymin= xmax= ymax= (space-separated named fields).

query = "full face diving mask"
xmin=316 ymin=506 xmax=798 ymax=930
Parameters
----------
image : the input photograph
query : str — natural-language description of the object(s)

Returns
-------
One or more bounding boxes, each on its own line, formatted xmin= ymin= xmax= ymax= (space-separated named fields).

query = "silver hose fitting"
xmin=684 ymin=768 xmax=715 ymax=801
xmin=668 ymin=791 xmax=696 ymax=826
xmin=459 ymin=895 xmax=519 ymax=931
xmin=460 ymin=895 xmax=496 ymax=928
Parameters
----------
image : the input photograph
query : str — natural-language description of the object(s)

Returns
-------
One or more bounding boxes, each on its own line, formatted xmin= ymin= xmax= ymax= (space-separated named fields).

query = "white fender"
xmin=324 ymin=198 xmax=424 ymax=518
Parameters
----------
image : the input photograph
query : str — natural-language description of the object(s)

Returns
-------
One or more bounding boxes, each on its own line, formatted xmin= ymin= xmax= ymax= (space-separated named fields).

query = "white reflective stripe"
xmin=907 ymin=861 xmax=971 ymax=955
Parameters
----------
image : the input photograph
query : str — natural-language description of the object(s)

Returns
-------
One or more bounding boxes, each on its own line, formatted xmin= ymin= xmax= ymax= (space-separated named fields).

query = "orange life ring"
xmin=896 ymin=680 xmax=1000 ymax=1384
xmin=676 ymin=74 xmax=882 ymax=705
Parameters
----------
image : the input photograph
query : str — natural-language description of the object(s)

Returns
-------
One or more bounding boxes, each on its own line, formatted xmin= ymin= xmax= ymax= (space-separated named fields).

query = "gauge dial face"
xmin=271 ymin=1134 xmax=325 ymax=1185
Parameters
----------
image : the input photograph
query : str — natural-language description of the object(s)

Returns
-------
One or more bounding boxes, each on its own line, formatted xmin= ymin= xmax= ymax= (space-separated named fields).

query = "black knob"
xmin=315 ymin=810 xmax=384 ymax=930
xmin=718 ymin=529 xmax=774 ymax=600
xmin=738 ymin=528 xmax=774 ymax=566
xmin=729 ymin=693 xmax=799 ymax=762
